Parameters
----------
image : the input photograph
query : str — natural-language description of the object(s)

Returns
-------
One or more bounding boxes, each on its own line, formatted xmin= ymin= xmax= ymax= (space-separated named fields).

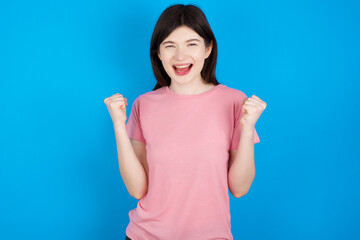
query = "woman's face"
xmin=158 ymin=25 xmax=212 ymax=85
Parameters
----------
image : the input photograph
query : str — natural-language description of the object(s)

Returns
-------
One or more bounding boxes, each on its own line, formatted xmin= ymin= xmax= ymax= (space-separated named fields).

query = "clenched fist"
xmin=240 ymin=95 xmax=267 ymax=128
xmin=104 ymin=93 xmax=128 ymax=125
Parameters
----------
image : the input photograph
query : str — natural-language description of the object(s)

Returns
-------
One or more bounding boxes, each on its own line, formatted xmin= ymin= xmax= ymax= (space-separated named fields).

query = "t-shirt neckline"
xmin=164 ymin=84 xmax=224 ymax=98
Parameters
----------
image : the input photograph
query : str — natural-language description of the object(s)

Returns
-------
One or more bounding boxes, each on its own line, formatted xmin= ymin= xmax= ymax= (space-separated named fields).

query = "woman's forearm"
xmin=113 ymin=123 xmax=148 ymax=199
xmin=228 ymin=125 xmax=255 ymax=197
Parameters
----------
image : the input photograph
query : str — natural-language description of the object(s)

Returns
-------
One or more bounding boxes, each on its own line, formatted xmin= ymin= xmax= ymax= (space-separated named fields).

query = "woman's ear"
xmin=205 ymin=41 xmax=213 ymax=59
xmin=158 ymin=51 xmax=162 ymax=61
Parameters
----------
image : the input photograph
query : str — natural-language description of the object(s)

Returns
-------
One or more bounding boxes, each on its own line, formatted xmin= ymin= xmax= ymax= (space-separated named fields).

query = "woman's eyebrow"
xmin=162 ymin=38 xmax=201 ymax=45
xmin=186 ymin=38 xmax=200 ymax=42
xmin=162 ymin=40 xmax=175 ymax=45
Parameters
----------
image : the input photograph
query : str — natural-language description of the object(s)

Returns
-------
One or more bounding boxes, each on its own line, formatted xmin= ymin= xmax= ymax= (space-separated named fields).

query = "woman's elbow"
xmin=233 ymin=188 xmax=250 ymax=198
xmin=131 ymin=188 xmax=148 ymax=200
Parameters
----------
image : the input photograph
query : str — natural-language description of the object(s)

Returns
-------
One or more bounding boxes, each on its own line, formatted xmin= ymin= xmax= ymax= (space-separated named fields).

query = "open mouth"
xmin=172 ymin=64 xmax=193 ymax=75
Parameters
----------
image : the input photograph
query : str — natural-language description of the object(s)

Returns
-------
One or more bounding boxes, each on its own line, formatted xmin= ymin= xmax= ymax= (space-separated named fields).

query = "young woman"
xmin=104 ymin=4 xmax=267 ymax=240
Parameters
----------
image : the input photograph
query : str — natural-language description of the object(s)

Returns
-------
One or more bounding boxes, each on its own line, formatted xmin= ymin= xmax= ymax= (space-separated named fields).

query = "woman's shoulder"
xmin=219 ymin=84 xmax=248 ymax=99
xmin=134 ymin=86 xmax=167 ymax=103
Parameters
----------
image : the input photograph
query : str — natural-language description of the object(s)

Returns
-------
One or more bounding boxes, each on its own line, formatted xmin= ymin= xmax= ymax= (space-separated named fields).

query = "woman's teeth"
xmin=173 ymin=64 xmax=192 ymax=70
xmin=176 ymin=64 xmax=191 ymax=68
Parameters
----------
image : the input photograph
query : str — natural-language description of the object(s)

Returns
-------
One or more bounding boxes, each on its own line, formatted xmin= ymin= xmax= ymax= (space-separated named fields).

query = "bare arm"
xmin=113 ymin=122 xmax=148 ymax=200
xmin=228 ymin=125 xmax=255 ymax=198
xmin=228 ymin=94 xmax=266 ymax=198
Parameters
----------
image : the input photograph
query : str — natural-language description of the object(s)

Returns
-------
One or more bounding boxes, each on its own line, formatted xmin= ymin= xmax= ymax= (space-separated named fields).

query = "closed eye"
xmin=188 ymin=43 xmax=197 ymax=46
xmin=165 ymin=45 xmax=175 ymax=48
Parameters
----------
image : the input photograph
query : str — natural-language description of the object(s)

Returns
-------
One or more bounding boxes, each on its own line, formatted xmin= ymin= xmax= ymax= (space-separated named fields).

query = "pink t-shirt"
xmin=125 ymin=83 xmax=260 ymax=240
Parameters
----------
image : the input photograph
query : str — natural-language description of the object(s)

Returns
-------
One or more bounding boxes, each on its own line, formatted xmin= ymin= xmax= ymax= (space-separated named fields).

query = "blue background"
xmin=1 ymin=0 xmax=359 ymax=239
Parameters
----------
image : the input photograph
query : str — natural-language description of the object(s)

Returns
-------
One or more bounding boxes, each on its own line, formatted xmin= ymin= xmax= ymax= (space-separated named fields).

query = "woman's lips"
xmin=172 ymin=63 xmax=193 ymax=76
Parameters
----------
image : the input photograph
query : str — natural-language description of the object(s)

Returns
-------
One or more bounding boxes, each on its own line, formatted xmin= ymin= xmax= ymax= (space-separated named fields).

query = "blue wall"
xmin=1 ymin=0 xmax=359 ymax=239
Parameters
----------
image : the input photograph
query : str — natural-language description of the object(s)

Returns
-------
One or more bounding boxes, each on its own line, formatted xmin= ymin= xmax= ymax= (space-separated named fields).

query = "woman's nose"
xmin=175 ymin=47 xmax=186 ymax=60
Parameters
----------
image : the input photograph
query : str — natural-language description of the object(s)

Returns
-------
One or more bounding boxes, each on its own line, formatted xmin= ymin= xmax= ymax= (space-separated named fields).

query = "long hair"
xmin=150 ymin=4 xmax=219 ymax=91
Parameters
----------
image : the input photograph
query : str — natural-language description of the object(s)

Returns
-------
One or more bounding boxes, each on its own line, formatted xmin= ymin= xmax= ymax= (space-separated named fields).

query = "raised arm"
xmin=104 ymin=93 xmax=148 ymax=200
xmin=113 ymin=124 xmax=148 ymax=200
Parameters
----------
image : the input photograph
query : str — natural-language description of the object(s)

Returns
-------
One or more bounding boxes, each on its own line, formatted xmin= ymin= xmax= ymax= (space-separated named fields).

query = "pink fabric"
xmin=125 ymin=84 xmax=260 ymax=240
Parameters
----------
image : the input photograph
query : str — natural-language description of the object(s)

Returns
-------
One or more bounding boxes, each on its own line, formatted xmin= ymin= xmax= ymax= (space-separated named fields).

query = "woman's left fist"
xmin=240 ymin=95 xmax=267 ymax=128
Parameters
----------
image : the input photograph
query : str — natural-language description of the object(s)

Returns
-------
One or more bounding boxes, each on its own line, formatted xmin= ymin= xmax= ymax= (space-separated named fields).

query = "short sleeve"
xmin=229 ymin=93 xmax=260 ymax=150
xmin=125 ymin=97 xmax=146 ymax=143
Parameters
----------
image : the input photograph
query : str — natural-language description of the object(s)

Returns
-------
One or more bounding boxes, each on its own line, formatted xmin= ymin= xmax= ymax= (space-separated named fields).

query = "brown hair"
xmin=150 ymin=4 xmax=219 ymax=90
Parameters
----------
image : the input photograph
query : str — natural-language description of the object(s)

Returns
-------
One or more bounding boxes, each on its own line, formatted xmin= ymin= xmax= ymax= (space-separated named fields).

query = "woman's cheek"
xmin=161 ymin=54 xmax=172 ymax=65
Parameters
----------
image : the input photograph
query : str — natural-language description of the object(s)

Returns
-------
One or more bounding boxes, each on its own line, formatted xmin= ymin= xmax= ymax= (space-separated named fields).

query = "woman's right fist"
xmin=104 ymin=93 xmax=128 ymax=124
